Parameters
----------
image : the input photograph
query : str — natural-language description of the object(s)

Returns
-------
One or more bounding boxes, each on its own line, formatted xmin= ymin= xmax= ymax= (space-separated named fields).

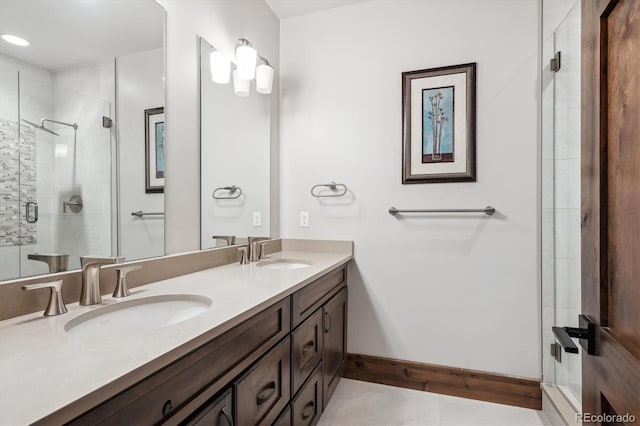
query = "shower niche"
xmin=0 ymin=0 xmax=166 ymax=280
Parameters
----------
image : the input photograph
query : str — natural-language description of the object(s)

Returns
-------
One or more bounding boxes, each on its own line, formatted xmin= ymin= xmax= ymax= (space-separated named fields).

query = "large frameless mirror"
xmin=0 ymin=0 xmax=165 ymax=281
xmin=199 ymin=37 xmax=271 ymax=249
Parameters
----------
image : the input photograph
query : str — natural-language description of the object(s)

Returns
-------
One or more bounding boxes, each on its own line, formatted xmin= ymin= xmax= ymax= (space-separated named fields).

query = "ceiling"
xmin=0 ymin=0 xmax=163 ymax=71
xmin=265 ymin=0 xmax=373 ymax=19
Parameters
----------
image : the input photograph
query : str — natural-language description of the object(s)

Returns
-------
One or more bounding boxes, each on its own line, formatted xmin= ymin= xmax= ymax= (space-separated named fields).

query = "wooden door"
xmin=582 ymin=0 xmax=640 ymax=421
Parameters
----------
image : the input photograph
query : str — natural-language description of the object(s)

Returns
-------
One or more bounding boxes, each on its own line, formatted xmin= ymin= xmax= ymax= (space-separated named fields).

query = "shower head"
xmin=21 ymin=119 xmax=60 ymax=136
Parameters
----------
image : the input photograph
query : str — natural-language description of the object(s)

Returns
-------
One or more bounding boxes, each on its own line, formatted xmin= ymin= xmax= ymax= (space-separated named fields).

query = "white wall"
xmin=157 ymin=0 xmax=280 ymax=253
xmin=117 ymin=48 xmax=165 ymax=261
xmin=280 ymin=0 xmax=540 ymax=378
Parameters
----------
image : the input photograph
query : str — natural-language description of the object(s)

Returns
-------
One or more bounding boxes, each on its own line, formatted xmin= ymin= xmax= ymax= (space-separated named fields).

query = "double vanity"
xmin=0 ymin=240 xmax=352 ymax=425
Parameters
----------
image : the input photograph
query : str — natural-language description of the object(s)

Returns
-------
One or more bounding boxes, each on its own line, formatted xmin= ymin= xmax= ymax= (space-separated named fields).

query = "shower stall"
xmin=541 ymin=0 xmax=582 ymax=419
xmin=0 ymin=58 xmax=115 ymax=279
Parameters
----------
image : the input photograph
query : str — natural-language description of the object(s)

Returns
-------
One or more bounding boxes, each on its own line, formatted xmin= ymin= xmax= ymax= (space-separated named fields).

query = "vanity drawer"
xmin=292 ymin=266 xmax=345 ymax=326
xmin=291 ymin=309 xmax=323 ymax=394
xmin=291 ymin=363 xmax=323 ymax=426
xmin=184 ymin=388 xmax=233 ymax=426
xmin=234 ymin=337 xmax=291 ymax=426
xmin=68 ymin=299 xmax=290 ymax=426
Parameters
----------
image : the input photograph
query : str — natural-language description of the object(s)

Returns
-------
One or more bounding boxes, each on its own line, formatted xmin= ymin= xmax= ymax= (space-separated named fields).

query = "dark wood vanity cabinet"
xmin=61 ymin=265 xmax=347 ymax=426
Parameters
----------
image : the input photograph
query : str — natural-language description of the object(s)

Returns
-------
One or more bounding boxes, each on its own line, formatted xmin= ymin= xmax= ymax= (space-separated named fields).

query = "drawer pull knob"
xmin=302 ymin=401 xmax=315 ymax=419
xmin=324 ymin=311 xmax=332 ymax=332
xmin=256 ymin=381 xmax=277 ymax=405
xmin=219 ymin=406 xmax=234 ymax=426
xmin=162 ymin=399 xmax=173 ymax=416
xmin=302 ymin=340 xmax=315 ymax=355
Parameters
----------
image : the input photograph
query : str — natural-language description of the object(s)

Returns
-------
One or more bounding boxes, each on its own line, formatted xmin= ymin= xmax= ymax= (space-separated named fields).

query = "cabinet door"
xmin=322 ymin=287 xmax=347 ymax=409
xmin=291 ymin=309 xmax=323 ymax=394
xmin=234 ymin=337 xmax=291 ymax=426
xmin=292 ymin=363 xmax=323 ymax=426
xmin=184 ymin=389 xmax=233 ymax=426
xmin=272 ymin=404 xmax=291 ymax=426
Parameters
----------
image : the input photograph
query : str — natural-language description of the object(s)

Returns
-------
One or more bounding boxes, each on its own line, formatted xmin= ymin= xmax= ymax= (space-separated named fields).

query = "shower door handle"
xmin=25 ymin=202 xmax=38 ymax=223
xmin=552 ymin=314 xmax=596 ymax=355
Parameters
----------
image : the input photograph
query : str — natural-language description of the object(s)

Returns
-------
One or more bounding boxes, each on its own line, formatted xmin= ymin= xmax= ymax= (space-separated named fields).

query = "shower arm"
xmin=41 ymin=118 xmax=78 ymax=130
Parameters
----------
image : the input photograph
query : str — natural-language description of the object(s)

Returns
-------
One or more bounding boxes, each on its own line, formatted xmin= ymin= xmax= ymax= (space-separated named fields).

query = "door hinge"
xmin=550 ymin=51 xmax=561 ymax=72
xmin=102 ymin=116 xmax=113 ymax=129
xmin=550 ymin=342 xmax=562 ymax=362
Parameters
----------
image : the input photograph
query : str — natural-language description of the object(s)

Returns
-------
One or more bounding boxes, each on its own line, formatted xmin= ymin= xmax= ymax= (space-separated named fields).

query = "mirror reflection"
xmin=199 ymin=37 xmax=271 ymax=249
xmin=0 ymin=0 xmax=165 ymax=281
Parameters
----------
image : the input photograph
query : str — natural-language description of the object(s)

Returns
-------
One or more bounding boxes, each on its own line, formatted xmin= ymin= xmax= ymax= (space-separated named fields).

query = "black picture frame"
xmin=145 ymin=107 xmax=165 ymax=193
xmin=402 ymin=63 xmax=477 ymax=183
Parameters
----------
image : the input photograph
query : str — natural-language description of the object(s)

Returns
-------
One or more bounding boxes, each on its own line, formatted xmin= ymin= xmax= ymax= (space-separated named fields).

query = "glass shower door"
xmin=552 ymin=1 xmax=582 ymax=408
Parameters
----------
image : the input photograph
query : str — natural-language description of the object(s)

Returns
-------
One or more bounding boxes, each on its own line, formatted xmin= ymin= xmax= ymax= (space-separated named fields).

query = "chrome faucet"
xmin=80 ymin=256 xmax=124 ymax=305
xmin=247 ymin=237 xmax=270 ymax=262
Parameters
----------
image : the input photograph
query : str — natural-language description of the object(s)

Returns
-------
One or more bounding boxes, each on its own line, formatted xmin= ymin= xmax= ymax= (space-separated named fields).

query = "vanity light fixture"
xmin=233 ymin=69 xmax=250 ymax=97
xmin=209 ymin=50 xmax=231 ymax=84
xmin=256 ymin=56 xmax=274 ymax=95
xmin=235 ymin=38 xmax=257 ymax=80
xmin=0 ymin=33 xmax=30 ymax=47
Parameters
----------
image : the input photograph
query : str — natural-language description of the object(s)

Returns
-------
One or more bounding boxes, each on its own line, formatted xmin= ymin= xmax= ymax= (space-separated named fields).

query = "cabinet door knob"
xmin=301 ymin=401 xmax=315 ymax=419
xmin=302 ymin=340 xmax=315 ymax=356
xmin=256 ymin=381 xmax=276 ymax=405
xmin=324 ymin=311 xmax=332 ymax=333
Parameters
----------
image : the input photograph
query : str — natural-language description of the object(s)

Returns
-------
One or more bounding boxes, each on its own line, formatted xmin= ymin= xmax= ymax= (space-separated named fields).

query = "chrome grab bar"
xmin=389 ymin=206 xmax=496 ymax=216
xmin=311 ymin=182 xmax=348 ymax=198
xmin=213 ymin=185 xmax=243 ymax=200
xmin=131 ymin=211 xmax=164 ymax=217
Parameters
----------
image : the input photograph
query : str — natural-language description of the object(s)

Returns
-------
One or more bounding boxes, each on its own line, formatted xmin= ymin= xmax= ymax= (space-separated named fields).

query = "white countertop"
xmin=0 ymin=250 xmax=351 ymax=425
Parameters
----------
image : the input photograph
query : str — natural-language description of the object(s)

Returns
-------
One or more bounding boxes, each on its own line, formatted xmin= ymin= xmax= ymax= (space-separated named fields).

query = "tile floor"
xmin=319 ymin=379 xmax=549 ymax=426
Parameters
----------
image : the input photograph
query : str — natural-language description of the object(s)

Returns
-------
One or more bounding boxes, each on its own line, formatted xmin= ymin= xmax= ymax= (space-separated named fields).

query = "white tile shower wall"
xmin=0 ymin=53 xmax=54 ymax=279
xmin=117 ymin=48 xmax=165 ymax=260
xmin=157 ymin=0 xmax=280 ymax=252
xmin=50 ymin=60 xmax=115 ymax=270
xmin=280 ymin=0 xmax=539 ymax=378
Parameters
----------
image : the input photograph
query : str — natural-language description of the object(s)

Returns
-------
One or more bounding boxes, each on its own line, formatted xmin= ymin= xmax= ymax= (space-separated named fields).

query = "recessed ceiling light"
xmin=0 ymin=34 xmax=30 ymax=47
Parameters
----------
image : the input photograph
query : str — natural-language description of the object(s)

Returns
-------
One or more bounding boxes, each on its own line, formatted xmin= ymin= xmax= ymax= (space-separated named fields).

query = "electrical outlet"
xmin=252 ymin=212 xmax=261 ymax=227
xmin=300 ymin=211 xmax=310 ymax=227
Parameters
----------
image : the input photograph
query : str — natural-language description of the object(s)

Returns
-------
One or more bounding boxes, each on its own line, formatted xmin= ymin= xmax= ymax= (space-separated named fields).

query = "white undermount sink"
xmin=64 ymin=294 xmax=212 ymax=337
xmin=256 ymin=259 xmax=312 ymax=270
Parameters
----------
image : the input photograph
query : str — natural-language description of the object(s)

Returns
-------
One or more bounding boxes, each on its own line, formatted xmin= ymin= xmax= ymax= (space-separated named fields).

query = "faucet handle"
xmin=237 ymin=246 xmax=249 ymax=265
xmin=113 ymin=265 xmax=142 ymax=298
xmin=256 ymin=240 xmax=272 ymax=261
xmin=22 ymin=279 xmax=68 ymax=316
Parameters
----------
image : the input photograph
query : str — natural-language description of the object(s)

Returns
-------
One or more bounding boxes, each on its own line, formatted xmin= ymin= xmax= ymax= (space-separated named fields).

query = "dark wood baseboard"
xmin=345 ymin=353 xmax=542 ymax=410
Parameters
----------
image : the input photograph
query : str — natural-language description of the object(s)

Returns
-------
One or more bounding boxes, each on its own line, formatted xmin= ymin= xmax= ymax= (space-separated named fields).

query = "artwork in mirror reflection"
xmin=0 ymin=0 xmax=165 ymax=281
xmin=199 ymin=37 xmax=271 ymax=249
